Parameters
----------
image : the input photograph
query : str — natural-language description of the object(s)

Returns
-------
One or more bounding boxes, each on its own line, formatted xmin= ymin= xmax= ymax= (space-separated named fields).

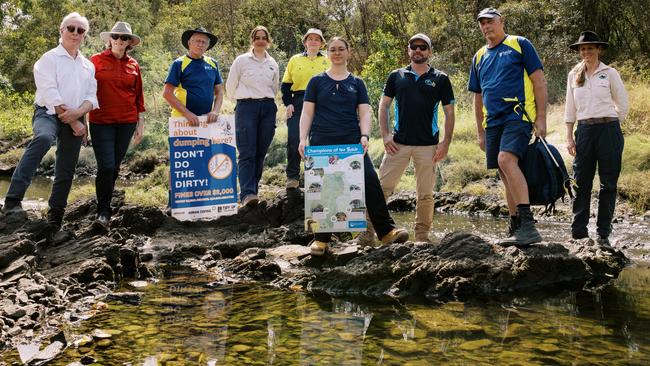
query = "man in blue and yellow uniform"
xmin=163 ymin=27 xmax=223 ymax=123
xmin=468 ymin=7 xmax=548 ymax=246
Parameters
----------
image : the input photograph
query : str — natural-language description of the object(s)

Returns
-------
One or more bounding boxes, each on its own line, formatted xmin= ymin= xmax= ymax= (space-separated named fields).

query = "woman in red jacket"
xmin=90 ymin=21 xmax=145 ymax=227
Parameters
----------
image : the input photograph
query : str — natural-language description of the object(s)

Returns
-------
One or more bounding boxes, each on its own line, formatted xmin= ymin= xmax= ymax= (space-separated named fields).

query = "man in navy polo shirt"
xmin=376 ymin=33 xmax=456 ymax=243
xmin=468 ymin=8 xmax=548 ymax=246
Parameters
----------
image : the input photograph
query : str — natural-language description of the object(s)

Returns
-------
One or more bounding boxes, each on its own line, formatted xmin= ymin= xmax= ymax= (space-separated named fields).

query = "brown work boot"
xmin=414 ymin=231 xmax=431 ymax=243
xmin=241 ymin=194 xmax=259 ymax=207
xmin=286 ymin=178 xmax=300 ymax=189
xmin=381 ymin=228 xmax=409 ymax=245
xmin=353 ymin=230 xmax=376 ymax=247
xmin=309 ymin=240 xmax=328 ymax=256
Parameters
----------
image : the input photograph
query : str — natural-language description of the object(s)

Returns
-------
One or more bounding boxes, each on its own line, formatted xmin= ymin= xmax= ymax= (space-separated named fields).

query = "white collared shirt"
xmin=226 ymin=51 xmax=279 ymax=100
xmin=564 ymin=62 xmax=628 ymax=123
xmin=34 ymin=44 xmax=99 ymax=115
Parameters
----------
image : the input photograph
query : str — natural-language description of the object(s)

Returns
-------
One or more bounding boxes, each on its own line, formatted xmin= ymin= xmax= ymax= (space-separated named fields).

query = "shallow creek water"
xmin=4 ymin=264 xmax=649 ymax=365
xmin=2 ymin=182 xmax=650 ymax=364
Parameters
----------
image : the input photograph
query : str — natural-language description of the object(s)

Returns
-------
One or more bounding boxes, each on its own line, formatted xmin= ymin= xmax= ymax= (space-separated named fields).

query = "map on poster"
xmin=304 ymin=144 xmax=367 ymax=233
xmin=169 ymin=115 xmax=237 ymax=221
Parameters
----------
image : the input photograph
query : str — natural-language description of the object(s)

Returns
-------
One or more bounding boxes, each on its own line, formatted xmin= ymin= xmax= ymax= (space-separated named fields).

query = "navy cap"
xmin=477 ymin=7 xmax=502 ymax=21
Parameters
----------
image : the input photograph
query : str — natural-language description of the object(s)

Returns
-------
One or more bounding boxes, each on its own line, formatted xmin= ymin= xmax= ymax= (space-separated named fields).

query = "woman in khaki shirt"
xmin=564 ymin=31 xmax=628 ymax=246
xmin=226 ymin=25 xmax=279 ymax=207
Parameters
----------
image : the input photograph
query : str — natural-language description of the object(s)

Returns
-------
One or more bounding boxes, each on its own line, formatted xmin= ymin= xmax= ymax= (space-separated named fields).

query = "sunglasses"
xmin=65 ymin=25 xmax=86 ymax=35
xmin=111 ymin=34 xmax=132 ymax=42
xmin=409 ymin=44 xmax=429 ymax=51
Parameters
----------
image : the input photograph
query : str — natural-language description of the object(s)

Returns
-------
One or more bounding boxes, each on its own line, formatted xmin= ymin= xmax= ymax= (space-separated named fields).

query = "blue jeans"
xmin=5 ymin=106 xmax=82 ymax=213
xmin=571 ymin=120 xmax=624 ymax=239
xmin=235 ymin=99 xmax=277 ymax=200
xmin=90 ymin=123 xmax=136 ymax=215
xmin=286 ymin=93 xmax=304 ymax=180
xmin=310 ymin=133 xmax=397 ymax=240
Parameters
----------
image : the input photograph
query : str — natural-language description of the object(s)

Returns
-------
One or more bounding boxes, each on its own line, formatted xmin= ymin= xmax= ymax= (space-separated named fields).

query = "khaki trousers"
xmin=379 ymin=144 xmax=437 ymax=241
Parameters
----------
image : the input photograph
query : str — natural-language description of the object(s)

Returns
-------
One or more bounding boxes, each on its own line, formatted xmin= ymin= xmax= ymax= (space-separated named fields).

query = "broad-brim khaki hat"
xmin=100 ymin=21 xmax=141 ymax=47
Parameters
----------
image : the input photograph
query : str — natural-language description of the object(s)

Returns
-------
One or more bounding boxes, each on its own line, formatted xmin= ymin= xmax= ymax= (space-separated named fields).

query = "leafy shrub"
xmin=0 ymin=90 xmax=33 ymax=141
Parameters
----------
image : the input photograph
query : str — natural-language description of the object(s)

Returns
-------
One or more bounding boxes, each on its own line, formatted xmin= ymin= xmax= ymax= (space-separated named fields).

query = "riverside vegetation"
xmin=1 ymin=0 xmax=649 ymax=212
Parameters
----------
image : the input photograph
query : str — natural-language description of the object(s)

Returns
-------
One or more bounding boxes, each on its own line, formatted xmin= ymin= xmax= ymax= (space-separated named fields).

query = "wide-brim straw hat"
xmin=569 ymin=31 xmax=608 ymax=51
xmin=302 ymin=28 xmax=325 ymax=44
xmin=100 ymin=21 xmax=141 ymax=47
xmin=182 ymin=27 xmax=218 ymax=51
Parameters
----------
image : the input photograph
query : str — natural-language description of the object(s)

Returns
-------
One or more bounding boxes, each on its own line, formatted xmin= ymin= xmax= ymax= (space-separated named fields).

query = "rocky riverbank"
xmin=0 ymin=188 xmax=639 ymax=357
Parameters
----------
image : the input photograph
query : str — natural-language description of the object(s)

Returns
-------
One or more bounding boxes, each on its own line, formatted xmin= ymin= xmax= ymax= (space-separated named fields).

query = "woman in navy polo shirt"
xmin=298 ymin=37 xmax=409 ymax=256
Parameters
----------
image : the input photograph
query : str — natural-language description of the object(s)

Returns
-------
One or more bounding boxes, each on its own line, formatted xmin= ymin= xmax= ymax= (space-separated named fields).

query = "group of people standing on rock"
xmin=1 ymin=7 xmax=628 ymax=254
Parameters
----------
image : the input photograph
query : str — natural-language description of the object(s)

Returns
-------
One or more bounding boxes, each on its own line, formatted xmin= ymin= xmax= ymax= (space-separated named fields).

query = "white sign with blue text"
xmin=304 ymin=144 xmax=366 ymax=233
xmin=169 ymin=115 xmax=237 ymax=221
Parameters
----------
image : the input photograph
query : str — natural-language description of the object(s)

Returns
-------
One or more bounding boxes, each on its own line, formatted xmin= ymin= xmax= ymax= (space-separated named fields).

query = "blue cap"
xmin=477 ymin=7 xmax=502 ymax=21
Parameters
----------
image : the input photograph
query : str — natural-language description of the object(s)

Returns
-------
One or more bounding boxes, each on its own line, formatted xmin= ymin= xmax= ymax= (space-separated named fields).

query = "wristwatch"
xmin=361 ymin=134 xmax=370 ymax=140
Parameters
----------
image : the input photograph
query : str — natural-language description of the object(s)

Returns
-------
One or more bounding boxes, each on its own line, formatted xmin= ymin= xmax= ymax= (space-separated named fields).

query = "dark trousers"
xmin=90 ymin=123 xmax=136 ymax=215
xmin=571 ymin=120 xmax=624 ymax=239
xmin=235 ymin=99 xmax=277 ymax=200
xmin=6 ymin=106 xmax=82 ymax=214
xmin=286 ymin=93 xmax=304 ymax=180
xmin=310 ymin=133 xmax=396 ymax=241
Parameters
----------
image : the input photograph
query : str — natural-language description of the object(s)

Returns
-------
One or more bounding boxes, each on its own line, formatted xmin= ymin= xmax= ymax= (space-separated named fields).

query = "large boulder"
xmin=270 ymin=232 xmax=628 ymax=302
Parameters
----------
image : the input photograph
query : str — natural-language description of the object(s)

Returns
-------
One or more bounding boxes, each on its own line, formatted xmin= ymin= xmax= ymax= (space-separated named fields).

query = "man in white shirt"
xmin=1 ymin=12 xmax=98 ymax=232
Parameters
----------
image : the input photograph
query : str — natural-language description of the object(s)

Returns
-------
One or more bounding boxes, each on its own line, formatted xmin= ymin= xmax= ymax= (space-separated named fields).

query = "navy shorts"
xmin=485 ymin=120 xmax=533 ymax=169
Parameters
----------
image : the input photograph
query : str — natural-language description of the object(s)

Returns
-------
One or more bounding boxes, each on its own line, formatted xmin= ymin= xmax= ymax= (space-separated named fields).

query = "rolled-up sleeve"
xmin=135 ymin=63 xmax=146 ymax=112
xmin=610 ymin=69 xmax=628 ymax=121
xmin=83 ymin=63 xmax=99 ymax=110
xmin=33 ymin=55 xmax=63 ymax=111
xmin=563 ymin=71 xmax=576 ymax=123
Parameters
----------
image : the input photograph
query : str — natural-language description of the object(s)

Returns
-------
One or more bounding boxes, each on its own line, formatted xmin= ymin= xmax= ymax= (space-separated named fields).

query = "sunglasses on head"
xmin=66 ymin=25 xmax=86 ymax=35
xmin=409 ymin=44 xmax=429 ymax=51
xmin=111 ymin=34 xmax=132 ymax=42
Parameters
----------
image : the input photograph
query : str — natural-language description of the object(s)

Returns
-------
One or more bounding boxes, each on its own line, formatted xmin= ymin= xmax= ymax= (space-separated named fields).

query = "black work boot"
xmin=1 ymin=198 xmax=24 ymax=215
xmin=46 ymin=209 xmax=64 ymax=232
xmin=499 ymin=206 xmax=542 ymax=247
xmin=506 ymin=215 xmax=520 ymax=237
xmin=597 ymin=236 xmax=611 ymax=247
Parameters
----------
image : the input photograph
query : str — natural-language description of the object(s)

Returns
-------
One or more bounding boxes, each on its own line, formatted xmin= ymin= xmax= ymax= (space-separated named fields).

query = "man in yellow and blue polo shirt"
xmin=163 ymin=27 xmax=224 ymax=124
xmin=468 ymin=7 xmax=548 ymax=246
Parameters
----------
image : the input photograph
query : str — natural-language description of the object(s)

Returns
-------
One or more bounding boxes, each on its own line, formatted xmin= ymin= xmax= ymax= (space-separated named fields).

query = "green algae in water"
xmin=3 ymin=265 xmax=650 ymax=365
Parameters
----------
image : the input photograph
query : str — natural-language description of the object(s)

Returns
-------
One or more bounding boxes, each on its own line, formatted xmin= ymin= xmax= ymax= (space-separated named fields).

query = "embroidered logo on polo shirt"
xmin=598 ymin=73 xmax=608 ymax=80
xmin=424 ymin=79 xmax=435 ymax=87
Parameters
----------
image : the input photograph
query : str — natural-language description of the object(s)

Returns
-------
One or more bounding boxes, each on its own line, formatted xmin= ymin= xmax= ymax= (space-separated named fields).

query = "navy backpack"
xmin=519 ymin=137 xmax=575 ymax=214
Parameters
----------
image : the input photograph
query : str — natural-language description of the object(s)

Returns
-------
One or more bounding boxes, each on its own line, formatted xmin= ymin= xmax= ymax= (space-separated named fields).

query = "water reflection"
xmin=3 ymin=264 xmax=645 ymax=365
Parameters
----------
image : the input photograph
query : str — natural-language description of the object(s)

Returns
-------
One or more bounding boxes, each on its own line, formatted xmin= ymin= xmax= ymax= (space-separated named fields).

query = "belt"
xmin=237 ymin=97 xmax=274 ymax=102
xmin=578 ymin=117 xmax=618 ymax=125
